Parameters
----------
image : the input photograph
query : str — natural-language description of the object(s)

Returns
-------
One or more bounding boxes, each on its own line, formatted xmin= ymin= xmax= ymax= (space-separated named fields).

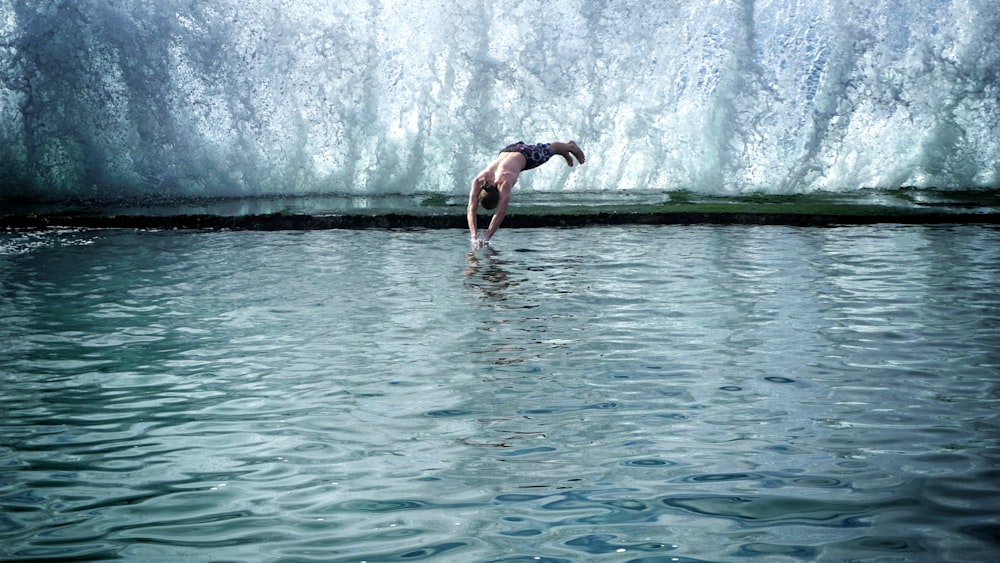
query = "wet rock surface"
xmin=3 ymin=209 xmax=998 ymax=231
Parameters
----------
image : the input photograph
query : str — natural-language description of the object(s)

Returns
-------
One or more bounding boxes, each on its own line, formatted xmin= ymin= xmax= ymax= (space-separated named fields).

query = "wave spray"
xmin=1 ymin=0 xmax=997 ymax=202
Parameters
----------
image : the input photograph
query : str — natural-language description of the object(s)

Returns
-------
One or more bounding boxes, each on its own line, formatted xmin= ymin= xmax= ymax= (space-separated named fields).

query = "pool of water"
xmin=2 ymin=225 xmax=998 ymax=561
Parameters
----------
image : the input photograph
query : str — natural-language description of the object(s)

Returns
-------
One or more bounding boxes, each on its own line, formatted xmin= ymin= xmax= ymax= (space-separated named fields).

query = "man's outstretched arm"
xmin=483 ymin=183 xmax=512 ymax=242
xmin=467 ymin=178 xmax=483 ymax=239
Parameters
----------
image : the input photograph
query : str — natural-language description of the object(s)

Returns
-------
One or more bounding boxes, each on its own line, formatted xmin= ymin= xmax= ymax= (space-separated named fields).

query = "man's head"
xmin=479 ymin=184 xmax=500 ymax=210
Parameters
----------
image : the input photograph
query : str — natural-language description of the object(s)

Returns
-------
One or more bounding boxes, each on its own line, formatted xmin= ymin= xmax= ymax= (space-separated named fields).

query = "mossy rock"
xmin=420 ymin=194 xmax=450 ymax=207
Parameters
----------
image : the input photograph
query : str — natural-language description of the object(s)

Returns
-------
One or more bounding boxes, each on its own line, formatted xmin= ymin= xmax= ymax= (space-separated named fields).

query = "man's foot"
xmin=564 ymin=140 xmax=586 ymax=166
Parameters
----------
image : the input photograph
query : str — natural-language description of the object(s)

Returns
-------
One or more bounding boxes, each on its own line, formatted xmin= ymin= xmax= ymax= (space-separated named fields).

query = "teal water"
xmin=1 ymin=225 xmax=998 ymax=562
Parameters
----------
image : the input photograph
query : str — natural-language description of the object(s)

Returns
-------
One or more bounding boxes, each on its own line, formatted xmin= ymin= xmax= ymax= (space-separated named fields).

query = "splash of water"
xmin=1 ymin=0 xmax=997 ymax=202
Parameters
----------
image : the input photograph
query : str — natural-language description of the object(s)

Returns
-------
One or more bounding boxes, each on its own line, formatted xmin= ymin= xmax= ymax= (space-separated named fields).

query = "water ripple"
xmin=2 ymin=226 xmax=998 ymax=561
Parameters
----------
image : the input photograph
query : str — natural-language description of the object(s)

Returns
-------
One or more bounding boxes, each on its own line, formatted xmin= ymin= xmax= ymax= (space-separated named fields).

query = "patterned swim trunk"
xmin=500 ymin=141 xmax=553 ymax=170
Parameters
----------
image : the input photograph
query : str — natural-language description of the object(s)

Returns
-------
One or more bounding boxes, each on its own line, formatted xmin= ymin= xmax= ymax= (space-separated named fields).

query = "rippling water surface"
xmin=2 ymin=225 xmax=998 ymax=562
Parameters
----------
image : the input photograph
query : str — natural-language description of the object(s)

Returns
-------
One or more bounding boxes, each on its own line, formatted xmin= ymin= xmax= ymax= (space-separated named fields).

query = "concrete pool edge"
xmin=4 ymin=206 xmax=1000 ymax=230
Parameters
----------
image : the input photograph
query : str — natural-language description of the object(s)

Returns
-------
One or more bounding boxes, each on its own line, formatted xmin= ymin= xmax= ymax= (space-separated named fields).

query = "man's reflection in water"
xmin=463 ymin=247 xmax=518 ymax=302
xmin=463 ymin=248 xmax=535 ymax=366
